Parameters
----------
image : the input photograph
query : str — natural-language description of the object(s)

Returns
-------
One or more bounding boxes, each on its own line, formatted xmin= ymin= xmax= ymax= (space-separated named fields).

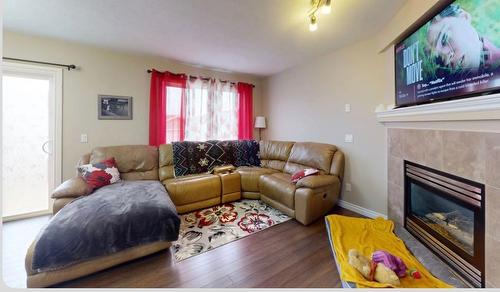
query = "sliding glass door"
xmin=2 ymin=62 xmax=62 ymax=220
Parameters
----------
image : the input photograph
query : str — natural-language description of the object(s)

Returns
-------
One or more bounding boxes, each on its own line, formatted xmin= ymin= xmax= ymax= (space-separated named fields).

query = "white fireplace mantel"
xmin=376 ymin=93 xmax=500 ymax=123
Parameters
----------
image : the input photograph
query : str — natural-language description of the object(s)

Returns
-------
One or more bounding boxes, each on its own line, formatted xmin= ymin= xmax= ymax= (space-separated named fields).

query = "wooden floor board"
xmin=3 ymin=205 xmax=363 ymax=288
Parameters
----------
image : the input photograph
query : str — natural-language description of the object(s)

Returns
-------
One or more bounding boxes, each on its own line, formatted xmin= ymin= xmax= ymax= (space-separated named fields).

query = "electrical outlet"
xmin=345 ymin=183 xmax=352 ymax=192
xmin=344 ymin=134 xmax=353 ymax=143
xmin=80 ymin=134 xmax=88 ymax=143
xmin=345 ymin=104 xmax=351 ymax=112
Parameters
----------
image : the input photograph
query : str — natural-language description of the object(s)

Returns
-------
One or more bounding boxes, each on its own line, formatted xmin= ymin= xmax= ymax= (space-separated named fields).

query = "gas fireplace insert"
xmin=404 ymin=160 xmax=485 ymax=288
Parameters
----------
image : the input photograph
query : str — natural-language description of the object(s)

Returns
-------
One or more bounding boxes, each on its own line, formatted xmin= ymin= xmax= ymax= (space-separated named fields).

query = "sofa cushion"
xmin=259 ymin=140 xmax=294 ymax=171
xmin=284 ymin=142 xmax=337 ymax=175
xmin=237 ymin=166 xmax=279 ymax=192
xmin=90 ymin=145 xmax=159 ymax=180
xmin=163 ymin=174 xmax=221 ymax=206
xmin=159 ymin=144 xmax=175 ymax=181
xmin=259 ymin=173 xmax=296 ymax=209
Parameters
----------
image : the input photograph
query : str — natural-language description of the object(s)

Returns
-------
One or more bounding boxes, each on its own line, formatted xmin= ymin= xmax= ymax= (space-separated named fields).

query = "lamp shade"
xmin=254 ymin=116 xmax=266 ymax=129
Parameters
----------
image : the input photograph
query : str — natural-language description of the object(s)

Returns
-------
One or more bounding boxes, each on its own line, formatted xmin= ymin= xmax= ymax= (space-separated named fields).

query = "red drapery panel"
xmin=237 ymin=82 xmax=254 ymax=140
xmin=148 ymin=69 xmax=187 ymax=146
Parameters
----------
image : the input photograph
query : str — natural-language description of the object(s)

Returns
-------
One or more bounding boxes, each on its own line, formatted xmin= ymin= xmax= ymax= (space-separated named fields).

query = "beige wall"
xmin=263 ymin=37 xmax=388 ymax=214
xmin=3 ymin=31 xmax=264 ymax=181
xmin=262 ymin=0 xmax=440 ymax=215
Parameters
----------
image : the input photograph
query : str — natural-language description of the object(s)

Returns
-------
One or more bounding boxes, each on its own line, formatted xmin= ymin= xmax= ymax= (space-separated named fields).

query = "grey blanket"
xmin=31 ymin=180 xmax=180 ymax=273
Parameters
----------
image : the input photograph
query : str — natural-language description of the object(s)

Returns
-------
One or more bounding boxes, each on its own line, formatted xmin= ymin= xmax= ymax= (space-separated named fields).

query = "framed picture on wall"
xmin=98 ymin=95 xmax=133 ymax=120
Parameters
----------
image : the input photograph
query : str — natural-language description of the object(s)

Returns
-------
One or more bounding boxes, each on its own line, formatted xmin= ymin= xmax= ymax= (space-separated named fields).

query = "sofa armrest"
xmin=51 ymin=177 xmax=91 ymax=199
xmin=296 ymin=175 xmax=338 ymax=189
xmin=212 ymin=164 xmax=236 ymax=174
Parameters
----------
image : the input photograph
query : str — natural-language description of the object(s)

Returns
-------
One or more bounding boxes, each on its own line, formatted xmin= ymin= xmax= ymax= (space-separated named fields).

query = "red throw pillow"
xmin=77 ymin=157 xmax=121 ymax=191
xmin=291 ymin=168 xmax=319 ymax=183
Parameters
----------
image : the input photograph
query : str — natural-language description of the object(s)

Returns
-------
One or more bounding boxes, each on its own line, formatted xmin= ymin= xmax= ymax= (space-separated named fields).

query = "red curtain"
xmin=237 ymin=82 xmax=254 ymax=140
xmin=148 ymin=69 xmax=187 ymax=146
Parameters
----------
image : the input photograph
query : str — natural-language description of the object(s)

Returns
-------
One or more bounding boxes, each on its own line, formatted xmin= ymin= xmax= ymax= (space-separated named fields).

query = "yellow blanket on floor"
xmin=326 ymin=214 xmax=453 ymax=288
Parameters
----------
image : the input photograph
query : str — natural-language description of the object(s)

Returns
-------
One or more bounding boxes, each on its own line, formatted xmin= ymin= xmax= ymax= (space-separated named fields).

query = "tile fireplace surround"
xmin=387 ymin=128 xmax=500 ymax=287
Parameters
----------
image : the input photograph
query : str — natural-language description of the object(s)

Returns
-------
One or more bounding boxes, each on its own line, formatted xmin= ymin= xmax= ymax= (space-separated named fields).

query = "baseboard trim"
xmin=337 ymin=200 xmax=387 ymax=219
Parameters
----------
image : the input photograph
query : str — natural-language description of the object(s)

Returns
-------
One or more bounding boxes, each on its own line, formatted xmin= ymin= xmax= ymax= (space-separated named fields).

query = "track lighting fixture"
xmin=308 ymin=0 xmax=332 ymax=32
xmin=309 ymin=15 xmax=318 ymax=32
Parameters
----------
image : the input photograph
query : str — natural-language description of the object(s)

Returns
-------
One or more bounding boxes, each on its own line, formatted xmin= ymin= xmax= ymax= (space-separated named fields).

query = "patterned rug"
xmin=172 ymin=199 xmax=291 ymax=261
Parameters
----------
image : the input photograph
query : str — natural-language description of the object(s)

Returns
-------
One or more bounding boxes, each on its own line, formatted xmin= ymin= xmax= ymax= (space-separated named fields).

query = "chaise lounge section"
xmin=27 ymin=146 xmax=179 ymax=288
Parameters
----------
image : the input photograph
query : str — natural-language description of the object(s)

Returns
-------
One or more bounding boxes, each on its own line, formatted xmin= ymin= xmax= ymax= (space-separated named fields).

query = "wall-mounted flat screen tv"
xmin=395 ymin=0 xmax=500 ymax=108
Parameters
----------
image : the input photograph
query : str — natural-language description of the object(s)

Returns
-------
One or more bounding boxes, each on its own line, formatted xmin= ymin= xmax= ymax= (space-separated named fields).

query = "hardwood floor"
xmin=2 ymin=215 xmax=50 ymax=288
xmin=3 ymin=206 xmax=362 ymax=288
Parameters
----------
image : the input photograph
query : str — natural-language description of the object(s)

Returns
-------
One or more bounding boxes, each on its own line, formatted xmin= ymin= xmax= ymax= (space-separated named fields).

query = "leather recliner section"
xmin=294 ymin=177 xmax=341 ymax=225
xmin=259 ymin=173 xmax=296 ymax=210
xmin=283 ymin=142 xmax=337 ymax=175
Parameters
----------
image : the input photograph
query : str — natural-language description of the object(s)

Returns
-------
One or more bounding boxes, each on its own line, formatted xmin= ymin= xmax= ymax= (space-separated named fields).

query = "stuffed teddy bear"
xmin=347 ymin=249 xmax=401 ymax=286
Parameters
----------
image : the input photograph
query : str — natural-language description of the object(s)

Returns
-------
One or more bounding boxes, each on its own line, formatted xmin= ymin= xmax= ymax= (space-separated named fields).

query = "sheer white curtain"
xmin=184 ymin=77 xmax=239 ymax=141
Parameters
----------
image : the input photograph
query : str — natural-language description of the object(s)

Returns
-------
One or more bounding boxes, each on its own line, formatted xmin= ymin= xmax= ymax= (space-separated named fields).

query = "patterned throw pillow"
xmin=77 ymin=157 xmax=121 ymax=191
xmin=291 ymin=168 xmax=319 ymax=183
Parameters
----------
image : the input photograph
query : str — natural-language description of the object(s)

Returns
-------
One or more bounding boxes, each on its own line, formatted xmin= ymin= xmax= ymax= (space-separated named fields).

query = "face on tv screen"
xmin=395 ymin=0 xmax=500 ymax=107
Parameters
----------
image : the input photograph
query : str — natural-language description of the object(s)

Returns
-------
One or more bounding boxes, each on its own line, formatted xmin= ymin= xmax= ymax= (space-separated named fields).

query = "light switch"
xmin=345 ymin=104 xmax=351 ymax=112
xmin=345 ymin=183 xmax=352 ymax=192
xmin=344 ymin=134 xmax=353 ymax=143
xmin=80 ymin=134 xmax=88 ymax=143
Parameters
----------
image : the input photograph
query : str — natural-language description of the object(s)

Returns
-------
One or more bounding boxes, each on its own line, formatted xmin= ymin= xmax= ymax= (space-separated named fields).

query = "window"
xmin=166 ymin=86 xmax=182 ymax=143
xmin=166 ymin=78 xmax=239 ymax=143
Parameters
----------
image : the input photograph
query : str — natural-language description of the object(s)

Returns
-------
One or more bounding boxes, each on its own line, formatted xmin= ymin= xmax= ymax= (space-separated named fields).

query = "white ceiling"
xmin=4 ymin=0 xmax=407 ymax=76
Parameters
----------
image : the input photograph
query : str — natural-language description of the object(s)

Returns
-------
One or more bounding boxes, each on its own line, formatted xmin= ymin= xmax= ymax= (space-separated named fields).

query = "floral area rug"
xmin=172 ymin=199 xmax=291 ymax=261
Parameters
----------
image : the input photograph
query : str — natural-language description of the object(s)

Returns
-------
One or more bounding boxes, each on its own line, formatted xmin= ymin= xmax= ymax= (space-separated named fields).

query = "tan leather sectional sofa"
xmin=35 ymin=140 xmax=343 ymax=287
xmin=53 ymin=140 xmax=344 ymax=225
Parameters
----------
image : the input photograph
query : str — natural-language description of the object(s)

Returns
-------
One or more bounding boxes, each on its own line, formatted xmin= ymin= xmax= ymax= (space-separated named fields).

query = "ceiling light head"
xmin=321 ymin=0 xmax=332 ymax=14
xmin=309 ymin=14 xmax=318 ymax=32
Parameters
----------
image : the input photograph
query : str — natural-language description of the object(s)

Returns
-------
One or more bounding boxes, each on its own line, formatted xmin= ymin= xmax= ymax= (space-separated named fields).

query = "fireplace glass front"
xmin=404 ymin=161 xmax=484 ymax=288
xmin=409 ymin=182 xmax=474 ymax=255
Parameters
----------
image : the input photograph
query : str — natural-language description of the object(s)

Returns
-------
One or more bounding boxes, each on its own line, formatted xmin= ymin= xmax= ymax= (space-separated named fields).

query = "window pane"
xmin=2 ymin=75 xmax=50 ymax=217
xmin=184 ymin=82 xmax=238 ymax=141
xmin=166 ymin=86 xmax=182 ymax=143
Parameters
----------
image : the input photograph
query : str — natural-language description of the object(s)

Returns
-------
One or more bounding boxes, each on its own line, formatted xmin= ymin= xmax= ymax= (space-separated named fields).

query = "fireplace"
xmin=404 ymin=160 xmax=485 ymax=288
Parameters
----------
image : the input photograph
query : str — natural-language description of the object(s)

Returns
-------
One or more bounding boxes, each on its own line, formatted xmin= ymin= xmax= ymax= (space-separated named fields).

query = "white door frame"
xmin=2 ymin=61 xmax=63 ymax=220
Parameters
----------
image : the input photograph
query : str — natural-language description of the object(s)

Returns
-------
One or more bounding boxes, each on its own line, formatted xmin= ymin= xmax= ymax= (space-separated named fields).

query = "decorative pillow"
xmin=291 ymin=168 xmax=319 ymax=183
xmin=77 ymin=157 xmax=121 ymax=191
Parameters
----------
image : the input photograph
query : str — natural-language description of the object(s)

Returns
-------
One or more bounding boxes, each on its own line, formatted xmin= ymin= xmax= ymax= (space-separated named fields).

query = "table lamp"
xmin=254 ymin=116 xmax=266 ymax=141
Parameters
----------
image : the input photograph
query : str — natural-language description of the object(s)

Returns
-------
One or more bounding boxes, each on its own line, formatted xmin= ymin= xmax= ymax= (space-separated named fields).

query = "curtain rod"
xmin=147 ymin=69 xmax=255 ymax=87
xmin=3 ymin=57 xmax=77 ymax=71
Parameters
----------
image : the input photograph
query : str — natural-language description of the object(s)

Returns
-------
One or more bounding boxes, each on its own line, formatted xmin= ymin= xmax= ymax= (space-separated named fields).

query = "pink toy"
xmin=371 ymin=250 xmax=408 ymax=278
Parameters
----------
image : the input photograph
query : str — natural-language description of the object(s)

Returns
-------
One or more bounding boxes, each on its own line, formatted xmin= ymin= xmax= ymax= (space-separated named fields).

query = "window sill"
xmin=376 ymin=93 xmax=500 ymax=123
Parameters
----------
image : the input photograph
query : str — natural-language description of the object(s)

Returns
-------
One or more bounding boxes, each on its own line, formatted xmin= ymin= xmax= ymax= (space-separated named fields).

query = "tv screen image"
xmin=395 ymin=0 xmax=500 ymax=107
